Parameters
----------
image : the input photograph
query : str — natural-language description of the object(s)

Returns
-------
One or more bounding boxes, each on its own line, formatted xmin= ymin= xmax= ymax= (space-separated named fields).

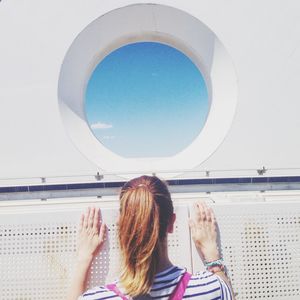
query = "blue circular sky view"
xmin=85 ymin=42 xmax=209 ymax=158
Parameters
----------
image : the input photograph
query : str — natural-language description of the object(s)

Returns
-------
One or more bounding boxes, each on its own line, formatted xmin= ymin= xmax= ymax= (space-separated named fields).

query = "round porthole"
xmin=85 ymin=41 xmax=209 ymax=158
xmin=58 ymin=4 xmax=237 ymax=175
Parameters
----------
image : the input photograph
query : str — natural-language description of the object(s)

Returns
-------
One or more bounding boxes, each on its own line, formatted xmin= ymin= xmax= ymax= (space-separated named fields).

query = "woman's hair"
xmin=118 ymin=175 xmax=174 ymax=297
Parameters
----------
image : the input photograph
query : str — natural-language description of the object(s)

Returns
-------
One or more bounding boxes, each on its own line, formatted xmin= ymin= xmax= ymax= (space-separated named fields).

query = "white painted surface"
xmin=0 ymin=0 xmax=300 ymax=179
xmin=1 ymin=197 xmax=300 ymax=300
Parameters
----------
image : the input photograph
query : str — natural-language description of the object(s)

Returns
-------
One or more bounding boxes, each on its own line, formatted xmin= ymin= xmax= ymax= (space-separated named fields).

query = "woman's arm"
xmin=67 ymin=207 xmax=107 ymax=300
xmin=188 ymin=201 xmax=235 ymax=300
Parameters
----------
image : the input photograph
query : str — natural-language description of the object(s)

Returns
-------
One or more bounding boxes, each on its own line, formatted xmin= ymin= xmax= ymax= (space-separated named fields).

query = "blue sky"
xmin=85 ymin=42 xmax=208 ymax=158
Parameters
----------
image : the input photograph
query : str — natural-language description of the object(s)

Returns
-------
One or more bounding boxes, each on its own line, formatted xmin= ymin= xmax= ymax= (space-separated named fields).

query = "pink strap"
xmin=106 ymin=272 xmax=191 ymax=300
xmin=169 ymin=272 xmax=191 ymax=300
xmin=106 ymin=283 xmax=128 ymax=300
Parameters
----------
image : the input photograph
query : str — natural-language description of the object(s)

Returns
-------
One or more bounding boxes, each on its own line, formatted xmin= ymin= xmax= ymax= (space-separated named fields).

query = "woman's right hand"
xmin=189 ymin=201 xmax=236 ymax=299
xmin=188 ymin=201 xmax=220 ymax=262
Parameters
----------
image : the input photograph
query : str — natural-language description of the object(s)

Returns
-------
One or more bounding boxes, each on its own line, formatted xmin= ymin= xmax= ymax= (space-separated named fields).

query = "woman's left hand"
xmin=77 ymin=207 xmax=107 ymax=264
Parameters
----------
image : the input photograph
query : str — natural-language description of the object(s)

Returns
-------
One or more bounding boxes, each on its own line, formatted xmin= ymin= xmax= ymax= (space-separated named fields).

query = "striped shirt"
xmin=79 ymin=266 xmax=232 ymax=300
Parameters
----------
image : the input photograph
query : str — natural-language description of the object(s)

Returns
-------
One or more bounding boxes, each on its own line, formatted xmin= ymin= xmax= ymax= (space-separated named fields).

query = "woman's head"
xmin=118 ymin=175 xmax=174 ymax=296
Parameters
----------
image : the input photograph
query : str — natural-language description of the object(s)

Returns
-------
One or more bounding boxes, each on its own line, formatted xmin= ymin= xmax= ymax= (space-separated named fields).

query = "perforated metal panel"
xmin=1 ymin=201 xmax=300 ymax=299
xmin=0 ymin=204 xmax=191 ymax=300
xmin=191 ymin=202 xmax=300 ymax=300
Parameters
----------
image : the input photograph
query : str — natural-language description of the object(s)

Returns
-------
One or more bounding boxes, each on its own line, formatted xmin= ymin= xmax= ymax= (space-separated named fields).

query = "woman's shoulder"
xmin=78 ymin=285 xmax=121 ymax=300
xmin=153 ymin=266 xmax=232 ymax=299
xmin=187 ymin=270 xmax=233 ymax=299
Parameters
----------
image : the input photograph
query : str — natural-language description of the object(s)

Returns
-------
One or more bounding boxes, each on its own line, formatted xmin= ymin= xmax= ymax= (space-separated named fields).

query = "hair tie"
xmin=137 ymin=183 xmax=147 ymax=188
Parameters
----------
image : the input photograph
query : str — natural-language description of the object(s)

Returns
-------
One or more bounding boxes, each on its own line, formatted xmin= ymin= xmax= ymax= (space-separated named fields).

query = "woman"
xmin=68 ymin=175 xmax=234 ymax=299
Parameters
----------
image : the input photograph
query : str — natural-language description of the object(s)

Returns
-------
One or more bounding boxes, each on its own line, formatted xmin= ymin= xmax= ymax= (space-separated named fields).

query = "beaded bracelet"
xmin=204 ymin=258 xmax=226 ymax=274
xmin=205 ymin=258 xmax=225 ymax=273
xmin=205 ymin=258 xmax=224 ymax=267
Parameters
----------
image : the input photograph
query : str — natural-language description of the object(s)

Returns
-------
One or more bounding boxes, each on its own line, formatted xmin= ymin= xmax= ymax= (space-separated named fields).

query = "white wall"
xmin=1 ymin=0 xmax=300 ymax=180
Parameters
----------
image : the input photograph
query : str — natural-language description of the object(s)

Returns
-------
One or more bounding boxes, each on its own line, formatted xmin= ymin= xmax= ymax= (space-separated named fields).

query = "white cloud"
xmin=91 ymin=122 xmax=113 ymax=129
xmin=102 ymin=135 xmax=115 ymax=140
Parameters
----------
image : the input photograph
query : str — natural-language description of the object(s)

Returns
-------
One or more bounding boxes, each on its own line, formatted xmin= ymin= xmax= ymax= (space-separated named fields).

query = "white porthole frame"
xmin=58 ymin=4 xmax=238 ymax=175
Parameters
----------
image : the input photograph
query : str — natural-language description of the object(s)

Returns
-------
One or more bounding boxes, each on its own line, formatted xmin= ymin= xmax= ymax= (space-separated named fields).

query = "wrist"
xmin=76 ymin=254 xmax=94 ymax=267
xmin=197 ymin=246 xmax=220 ymax=262
xmin=204 ymin=253 xmax=220 ymax=262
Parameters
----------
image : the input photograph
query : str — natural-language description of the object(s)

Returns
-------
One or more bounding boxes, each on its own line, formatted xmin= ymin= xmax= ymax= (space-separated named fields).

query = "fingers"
xmin=80 ymin=207 xmax=104 ymax=232
xmin=209 ymin=207 xmax=216 ymax=224
xmin=89 ymin=207 xmax=95 ymax=228
xmin=190 ymin=201 xmax=219 ymax=260
xmin=188 ymin=219 xmax=197 ymax=242
xmin=188 ymin=218 xmax=195 ymax=230
xmin=206 ymin=206 xmax=212 ymax=222
xmin=194 ymin=202 xmax=202 ymax=223
xmin=99 ymin=222 xmax=107 ymax=243
xmin=193 ymin=201 xmax=215 ymax=224
xmin=93 ymin=208 xmax=100 ymax=232
xmin=199 ymin=202 xmax=207 ymax=221
xmin=83 ymin=207 xmax=90 ymax=229
xmin=79 ymin=213 xmax=84 ymax=232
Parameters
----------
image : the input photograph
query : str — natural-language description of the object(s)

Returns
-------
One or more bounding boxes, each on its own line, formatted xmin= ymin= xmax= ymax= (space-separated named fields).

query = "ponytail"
xmin=118 ymin=176 xmax=173 ymax=297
